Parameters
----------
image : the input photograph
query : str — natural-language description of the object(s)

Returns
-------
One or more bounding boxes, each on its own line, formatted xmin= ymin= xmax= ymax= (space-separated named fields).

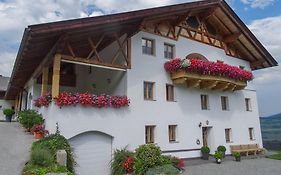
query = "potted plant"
xmin=214 ymin=151 xmax=223 ymax=164
xmin=217 ymin=145 xmax=226 ymax=158
xmin=201 ymin=146 xmax=210 ymax=160
xmin=3 ymin=108 xmax=15 ymax=122
xmin=233 ymin=152 xmax=241 ymax=162
xmin=31 ymin=124 xmax=49 ymax=139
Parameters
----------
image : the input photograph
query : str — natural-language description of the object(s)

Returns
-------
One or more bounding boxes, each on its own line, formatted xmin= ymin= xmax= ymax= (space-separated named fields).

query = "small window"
xmin=186 ymin=16 xmax=199 ymax=29
xmin=166 ymin=84 xmax=174 ymax=101
xmin=201 ymin=94 xmax=209 ymax=110
xmin=245 ymin=98 xmax=252 ymax=111
xmin=249 ymin=128 xmax=255 ymax=140
xmin=225 ymin=128 xmax=232 ymax=143
xmin=239 ymin=65 xmax=245 ymax=70
xmin=169 ymin=125 xmax=177 ymax=142
xmin=221 ymin=96 xmax=229 ymax=111
xmin=145 ymin=125 xmax=155 ymax=144
xmin=144 ymin=81 xmax=155 ymax=100
xmin=164 ymin=43 xmax=174 ymax=59
xmin=142 ymin=38 xmax=154 ymax=55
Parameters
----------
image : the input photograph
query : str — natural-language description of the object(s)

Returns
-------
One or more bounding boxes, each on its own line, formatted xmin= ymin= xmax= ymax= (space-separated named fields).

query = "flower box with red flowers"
xmin=164 ymin=58 xmax=253 ymax=91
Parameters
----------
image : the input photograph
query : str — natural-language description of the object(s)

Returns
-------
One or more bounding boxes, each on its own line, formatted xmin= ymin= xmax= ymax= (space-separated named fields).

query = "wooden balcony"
xmin=171 ymin=70 xmax=247 ymax=91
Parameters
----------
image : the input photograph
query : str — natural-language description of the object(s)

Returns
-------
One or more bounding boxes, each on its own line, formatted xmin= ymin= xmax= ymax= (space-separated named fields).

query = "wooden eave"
xmin=5 ymin=0 xmax=277 ymax=100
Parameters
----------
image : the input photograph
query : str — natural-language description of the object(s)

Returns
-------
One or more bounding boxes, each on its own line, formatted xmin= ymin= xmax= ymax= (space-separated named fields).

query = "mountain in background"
xmin=260 ymin=113 xmax=281 ymax=142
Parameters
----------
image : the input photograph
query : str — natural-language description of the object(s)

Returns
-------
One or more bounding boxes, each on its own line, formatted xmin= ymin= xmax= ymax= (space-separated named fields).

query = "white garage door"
xmin=69 ymin=132 xmax=112 ymax=175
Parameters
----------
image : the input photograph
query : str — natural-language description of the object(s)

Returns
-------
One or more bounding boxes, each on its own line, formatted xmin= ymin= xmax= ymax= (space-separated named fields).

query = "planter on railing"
xmin=34 ymin=92 xmax=130 ymax=108
xmin=164 ymin=58 xmax=253 ymax=91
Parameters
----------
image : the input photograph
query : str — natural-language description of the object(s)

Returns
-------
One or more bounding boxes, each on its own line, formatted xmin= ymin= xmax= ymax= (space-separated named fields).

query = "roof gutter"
xmin=4 ymin=27 xmax=31 ymax=100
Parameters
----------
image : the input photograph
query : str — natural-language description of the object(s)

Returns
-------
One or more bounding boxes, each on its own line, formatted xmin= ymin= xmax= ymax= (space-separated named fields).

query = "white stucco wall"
xmin=39 ymin=31 xmax=263 ymax=158
xmin=0 ymin=100 xmax=15 ymax=120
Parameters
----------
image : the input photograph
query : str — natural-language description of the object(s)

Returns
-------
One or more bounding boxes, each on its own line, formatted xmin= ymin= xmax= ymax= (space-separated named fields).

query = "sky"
xmin=0 ymin=0 xmax=280 ymax=117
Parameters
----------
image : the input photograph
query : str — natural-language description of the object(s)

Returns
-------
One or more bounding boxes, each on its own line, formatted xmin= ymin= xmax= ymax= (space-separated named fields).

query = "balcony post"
xmin=52 ymin=54 xmax=61 ymax=98
xmin=41 ymin=67 xmax=49 ymax=96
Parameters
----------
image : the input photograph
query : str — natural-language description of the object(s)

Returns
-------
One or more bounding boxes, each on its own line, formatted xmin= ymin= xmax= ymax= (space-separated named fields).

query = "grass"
xmin=267 ymin=151 xmax=281 ymax=160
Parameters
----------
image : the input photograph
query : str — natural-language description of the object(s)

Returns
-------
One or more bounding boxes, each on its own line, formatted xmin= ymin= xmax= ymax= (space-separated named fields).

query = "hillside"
xmin=260 ymin=113 xmax=281 ymax=142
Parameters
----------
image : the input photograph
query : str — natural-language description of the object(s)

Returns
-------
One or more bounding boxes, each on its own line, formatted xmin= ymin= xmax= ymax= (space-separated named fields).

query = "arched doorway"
xmin=69 ymin=131 xmax=113 ymax=175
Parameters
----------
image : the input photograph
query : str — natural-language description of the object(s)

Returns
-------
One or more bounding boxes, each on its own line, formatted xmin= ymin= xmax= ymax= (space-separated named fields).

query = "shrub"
xmin=133 ymin=144 xmax=162 ymax=174
xmin=18 ymin=110 xmax=44 ymax=129
xmin=214 ymin=151 xmax=223 ymax=160
xmin=201 ymin=146 xmax=210 ymax=154
xmin=23 ymin=164 xmax=73 ymax=175
xmin=32 ymin=134 xmax=74 ymax=172
xmin=3 ymin=108 xmax=15 ymax=116
xmin=233 ymin=152 xmax=241 ymax=158
xmin=217 ymin=145 xmax=226 ymax=152
xmin=145 ymin=164 xmax=180 ymax=175
xmin=110 ymin=147 xmax=134 ymax=175
xmin=31 ymin=148 xmax=54 ymax=167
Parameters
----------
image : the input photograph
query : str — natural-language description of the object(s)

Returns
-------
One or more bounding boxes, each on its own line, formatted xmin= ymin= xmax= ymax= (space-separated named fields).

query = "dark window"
xmin=249 ymin=128 xmax=254 ymax=140
xmin=169 ymin=125 xmax=177 ymax=142
xmin=142 ymin=38 xmax=154 ymax=55
xmin=201 ymin=94 xmax=209 ymax=110
xmin=144 ymin=82 xmax=155 ymax=100
xmin=221 ymin=96 xmax=229 ymax=111
xmin=164 ymin=44 xmax=174 ymax=59
xmin=145 ymin=125 xmax=155 ymax=144
xmin=225 ymin=128 xmax=231 ymax=142
xmin=186 ymin=16 xmax=200 ymax=29
xmin=166 ymin=84 xmax=174 ymax=101
xmin=245 ymin=98 xmax=252 ymax=111
xmin=206 ymin=21 xmax=217 ymax=35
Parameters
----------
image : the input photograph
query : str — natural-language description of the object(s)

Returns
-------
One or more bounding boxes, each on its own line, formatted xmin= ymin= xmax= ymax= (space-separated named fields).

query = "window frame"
xmin=142 ymin=38 xmax=154 ymax=55
xmin=164 ymin=43 xmax=174 ymax=59
xmin=166 ymin=84 xmax=175 ymax=102
xmin=145 ymin=125 xmax=156 ymax=144
xmin=245 ymin=98 xmax=252 ymax=111
xmin=144 ymin=81 xmax=155 ymax=101
xmin=168 ymin=125 xmax=177 ymax=142
xmin=225 ymin=128 xmax=232 ymax=143
xmin=221 ymin=96 xmax=229 ymax=111
xmin=201 ymin=94 xmax=209 ymax=110
xmin=249 ymin=127 xmax=255 ymax=140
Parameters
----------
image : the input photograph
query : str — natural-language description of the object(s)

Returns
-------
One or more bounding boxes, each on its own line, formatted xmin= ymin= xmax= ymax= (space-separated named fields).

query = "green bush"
xmin=110 ymin=147 xmax=134 ymax=175
xmin=31 ymin=148 xmax=54 ymax=167
xmin=233 ymin=152 xmax=241 ymax=158
xmin=217 ymin=145 xmax=226 ymax=152
xmin=23 ymin=163 xmax=73 ymax=175
xmin=214 ymin=151 xmax=223 ymax=160
xmin=3 ymin=108 xmax=15 ymax=116
xmin=18 ymin=110 xmax=44 ymax=129
xmin=145 ymin=164 xmax=180 ymax=175
xmin=133 ymin=144 xmax=162 ymax=174
xmin=201 ymin=146 xmax=210 ymax=154
xmin=32 ymin=134 xmax=74 ymax=172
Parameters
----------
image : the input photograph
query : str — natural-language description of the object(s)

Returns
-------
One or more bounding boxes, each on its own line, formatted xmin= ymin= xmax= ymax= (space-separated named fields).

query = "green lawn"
xmin=267 ymin=151 xmax=281 ymax=160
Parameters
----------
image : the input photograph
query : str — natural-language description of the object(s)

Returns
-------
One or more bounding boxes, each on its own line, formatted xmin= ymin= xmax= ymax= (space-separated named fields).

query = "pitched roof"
xmin=5 ymin=0 xmax=278 ymax=100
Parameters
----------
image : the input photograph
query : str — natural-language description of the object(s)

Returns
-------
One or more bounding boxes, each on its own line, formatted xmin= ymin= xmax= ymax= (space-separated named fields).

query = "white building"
xmin=4 ymin=0 xmax=278 ymax=174
xmin=0 ymin=76 xmax=14 ymax=120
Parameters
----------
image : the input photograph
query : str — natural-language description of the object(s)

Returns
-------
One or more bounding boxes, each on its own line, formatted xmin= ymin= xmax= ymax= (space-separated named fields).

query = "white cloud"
xmin=0 ymin=52 xmax=16 ymax=77
xmin=240 ymin=0 xmax=276 ymax=9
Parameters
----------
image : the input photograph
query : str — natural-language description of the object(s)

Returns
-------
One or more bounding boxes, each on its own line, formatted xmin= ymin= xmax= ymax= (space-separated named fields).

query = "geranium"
xmin=31 ymin=124 xmax=49 ymax=135
xmin=34 ymin=92 xmax=52 ymax=107
xmin=164 ymin=58 xmax=253 ymax=81
xmin=176 ymin=158 xmax=185 ymax=170
xmin=123 ymin=156 xmax=134 ymax=173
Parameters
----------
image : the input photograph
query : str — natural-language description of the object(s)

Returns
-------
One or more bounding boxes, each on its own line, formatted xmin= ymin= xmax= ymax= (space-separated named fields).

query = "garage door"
xmin=69 ymin=131 xmax=112 ymax=175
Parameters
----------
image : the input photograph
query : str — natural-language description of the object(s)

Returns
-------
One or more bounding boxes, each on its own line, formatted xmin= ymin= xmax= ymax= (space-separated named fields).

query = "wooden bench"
xmin=230 ymin=144 xmax=266 ymax=156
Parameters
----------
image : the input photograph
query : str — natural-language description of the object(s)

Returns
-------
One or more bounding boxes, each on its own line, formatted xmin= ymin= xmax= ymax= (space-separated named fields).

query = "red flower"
xmin=123 ymin=156 xmax=134 ymax=173
xmin=33 ymin=92 xmax=52 ymax=108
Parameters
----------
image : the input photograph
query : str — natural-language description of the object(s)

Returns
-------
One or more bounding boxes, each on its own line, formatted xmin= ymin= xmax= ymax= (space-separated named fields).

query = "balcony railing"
xmin=164 ymin=58 xmax=253 ymax=91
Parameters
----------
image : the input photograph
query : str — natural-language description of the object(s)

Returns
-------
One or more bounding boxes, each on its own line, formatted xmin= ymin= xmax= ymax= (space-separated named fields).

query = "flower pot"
xmin=202 ymin=153 xmax=209 ymax=160
xmin=235 ymin=157 xmax=241 ymax=162
xmin=216 ymin=159 xmax=222 ymax=164
xmin=5 ymin=115 xmax=12 ymax=122
xmin=34 ymin=132 xmax=44 ymax=139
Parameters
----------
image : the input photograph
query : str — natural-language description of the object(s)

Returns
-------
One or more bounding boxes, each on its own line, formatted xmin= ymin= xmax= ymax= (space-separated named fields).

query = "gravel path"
xmin=0 ymin=122 xmax=33 ymax=175
xmin=183 ymin=157 xmax=281 ymax=175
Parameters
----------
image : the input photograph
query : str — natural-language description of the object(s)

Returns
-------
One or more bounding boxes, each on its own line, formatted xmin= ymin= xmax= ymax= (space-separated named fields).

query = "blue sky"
xmin=0 ymin=0 xmax=280 ymax=117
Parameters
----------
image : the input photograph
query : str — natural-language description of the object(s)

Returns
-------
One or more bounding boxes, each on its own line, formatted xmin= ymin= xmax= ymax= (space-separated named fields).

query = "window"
xmin=201 ymin=94 xmax=209 ymax=110
xmin=145 ymin=125 xmax=155 ymax=144
xmin=249 ymin=128 xmax=255 ymax=140
xmin=169 ymin=125 xmax=177 ymax=142
xmin=142 ymin=38 xmax=154 ymax=55
xmin=166 ymin=84 xmax=174 ymax=101
xmin=164 ymin=43 xmax=174 ymax=59
xmin=239 ymin=65 xmax=245 ymax=70
xmin=245 ymin=98 xmax=252 ymax=111
xmin=221 ymin=96 xmax=229 ymax=111
xmin=144 ymin=82 xmax=155 ymax=100
xmin=225 ymin=128 xmax=232 ymax=143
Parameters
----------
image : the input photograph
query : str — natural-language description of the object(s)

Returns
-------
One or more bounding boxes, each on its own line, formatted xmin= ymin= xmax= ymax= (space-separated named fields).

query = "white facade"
xmin=23 ymin=31 xmax=264 ymax=174
xmin=0 ymin=99 xmax=15 ymax=120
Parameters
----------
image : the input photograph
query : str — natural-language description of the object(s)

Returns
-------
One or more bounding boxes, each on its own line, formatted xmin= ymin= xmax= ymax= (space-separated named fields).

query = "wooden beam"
xmin=52 ymin=54 xmax=61 ymax=98
xmin=223 ymin=32 xmax=241 ymax=43
xmin=41 ymin=67 xmax=49 ymax=96
xmin=251 ymin=60 xmax=265 ymax=68
xmin=61 ymin=54 xmax=128 ymax=70
xmin=127 ymin=37 xmax=132 ymax=68
xmin=66 ymin=42 xmax=76 ymax=58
